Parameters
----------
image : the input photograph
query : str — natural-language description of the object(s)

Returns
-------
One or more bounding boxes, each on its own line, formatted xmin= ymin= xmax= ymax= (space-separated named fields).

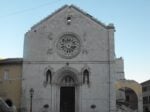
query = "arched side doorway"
xmin=116 ymin=87 xmax=138 ymax=111
xmin=53 ymin=67 xmax=80 ymax=112
xmin=115 ymin=80 xmax=143 ymax=112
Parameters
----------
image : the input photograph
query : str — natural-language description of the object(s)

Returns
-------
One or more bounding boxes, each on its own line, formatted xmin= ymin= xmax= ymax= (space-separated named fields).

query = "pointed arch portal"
xmin=52 ymin=67 xmax=80 ymax=112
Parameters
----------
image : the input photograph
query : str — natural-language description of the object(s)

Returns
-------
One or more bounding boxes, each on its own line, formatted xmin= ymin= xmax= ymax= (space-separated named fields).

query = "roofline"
xmin=0 ymin=58 xmax=23 ymax=65
xmin=141 ymin=79 xmax=150 ymax=85
xmin=31 ymin=5 xmax=68 ymax=30
xmin=70 ymin=5 xmax=114 ymax=29
xmin=30 ymin=4 xmax=115 ymax=31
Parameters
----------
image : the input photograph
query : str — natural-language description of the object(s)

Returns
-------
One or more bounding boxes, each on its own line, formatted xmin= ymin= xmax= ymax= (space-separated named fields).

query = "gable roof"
xmin=31 ymin=5 xmax=114 ymax=30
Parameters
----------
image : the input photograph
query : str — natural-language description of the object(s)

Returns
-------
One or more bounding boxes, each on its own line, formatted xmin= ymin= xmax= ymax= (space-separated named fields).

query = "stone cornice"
xmin=23 ymin=60 xmax=114 ymax=64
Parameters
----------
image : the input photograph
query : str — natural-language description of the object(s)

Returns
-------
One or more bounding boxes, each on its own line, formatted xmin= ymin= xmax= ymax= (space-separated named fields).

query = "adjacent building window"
xmin=143 ymin=86 xmax=150 ymax=92
xmin=143 ymin=87 xmax=147 ymax=92
xmin=143 ymin=96 xmax=150 ymax=104
xmin=148 ymin=86 xmax=150 ymax=91
xmin=3 ymin=69 xmax=9 ymax=80
xmin=143 ymin=96 xmax=149 ymax=104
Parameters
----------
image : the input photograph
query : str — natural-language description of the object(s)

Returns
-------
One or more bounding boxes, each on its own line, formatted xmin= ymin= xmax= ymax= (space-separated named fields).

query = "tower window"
xmin=66 ymin=16 xmax=72 ymax=25
xmin=67 ymin=16 xmax=71 ymax=21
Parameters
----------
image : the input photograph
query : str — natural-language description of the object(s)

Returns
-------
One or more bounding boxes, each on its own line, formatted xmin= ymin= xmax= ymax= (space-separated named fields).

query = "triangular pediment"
xmin=31 ymin=5 xmax=114 ymax=30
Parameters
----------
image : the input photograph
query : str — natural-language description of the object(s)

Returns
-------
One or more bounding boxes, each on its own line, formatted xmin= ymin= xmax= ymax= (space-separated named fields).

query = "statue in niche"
xmin=83 ymin=69 xmax=90 ymax=84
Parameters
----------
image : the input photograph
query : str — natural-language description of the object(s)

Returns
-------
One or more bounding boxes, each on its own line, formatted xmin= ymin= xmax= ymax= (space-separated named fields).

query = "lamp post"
xmin=29 ymin=88 xmax=34 ymax=112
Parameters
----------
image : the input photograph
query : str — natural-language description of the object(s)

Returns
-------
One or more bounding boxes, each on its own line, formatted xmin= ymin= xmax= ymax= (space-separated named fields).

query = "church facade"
xmin=21 ymin=5 xmax=143 ymax=112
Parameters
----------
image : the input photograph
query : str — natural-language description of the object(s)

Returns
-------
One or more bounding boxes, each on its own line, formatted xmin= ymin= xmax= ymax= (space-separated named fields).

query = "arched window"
xmin=66 ymin=16 xmax=72 ymax=25
xmin=83 ymin=69 xmax=89 ymax=84
xmin=46 ymin=70 xmax=52 ymax=84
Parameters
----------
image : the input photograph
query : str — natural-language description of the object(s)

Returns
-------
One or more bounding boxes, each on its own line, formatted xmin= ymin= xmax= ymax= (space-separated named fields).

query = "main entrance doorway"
xmin=60 ymin=87 xmax=75 ymax=112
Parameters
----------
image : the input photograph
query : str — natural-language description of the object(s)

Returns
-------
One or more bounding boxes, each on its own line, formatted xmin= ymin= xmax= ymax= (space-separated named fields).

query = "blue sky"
xmin=0 ymin=0 xmax=150 ymax=83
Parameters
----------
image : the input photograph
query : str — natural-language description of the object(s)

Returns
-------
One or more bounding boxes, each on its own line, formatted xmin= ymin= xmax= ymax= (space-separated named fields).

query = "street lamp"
xmin=29 ymin=88 xmax=34 ymax=112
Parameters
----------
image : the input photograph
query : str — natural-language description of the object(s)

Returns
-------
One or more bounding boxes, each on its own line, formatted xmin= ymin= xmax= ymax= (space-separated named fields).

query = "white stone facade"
xmin=21 ymin=5 xmax=142 ymax=112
